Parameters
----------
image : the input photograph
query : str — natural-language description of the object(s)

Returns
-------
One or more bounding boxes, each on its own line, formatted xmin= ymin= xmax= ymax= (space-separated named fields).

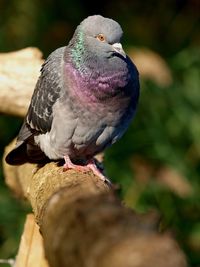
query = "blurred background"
xmin=0 ymin=0 xmax=200 ymax=266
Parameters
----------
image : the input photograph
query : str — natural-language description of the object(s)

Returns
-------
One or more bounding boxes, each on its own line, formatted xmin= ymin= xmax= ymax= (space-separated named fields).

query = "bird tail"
xmin=5 ymin=141 xmax=49 ymax=165
xmin=5 ymin=142 xmax=29 ymax=165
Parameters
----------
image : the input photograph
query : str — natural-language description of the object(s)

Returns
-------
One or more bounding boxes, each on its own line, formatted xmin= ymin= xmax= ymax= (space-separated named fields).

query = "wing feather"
xmin=25 ymin=46 xmax=65 ymax=135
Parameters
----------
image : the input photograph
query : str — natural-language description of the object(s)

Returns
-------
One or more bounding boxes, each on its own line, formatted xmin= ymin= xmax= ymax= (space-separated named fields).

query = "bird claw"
xmin=86 ymin=160 xmax=112 ymax=185
xmin=63 ymin=155 xmax=89 ymax=172
xmin=63 ymin=156 xmax=112 ymax=185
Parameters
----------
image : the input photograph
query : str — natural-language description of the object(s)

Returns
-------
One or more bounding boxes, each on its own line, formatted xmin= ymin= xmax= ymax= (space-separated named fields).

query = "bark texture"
xmin=3 ymin=142 xmax=187 ymax=267
xmin=0 ymin=47 xmax=43 ymax=117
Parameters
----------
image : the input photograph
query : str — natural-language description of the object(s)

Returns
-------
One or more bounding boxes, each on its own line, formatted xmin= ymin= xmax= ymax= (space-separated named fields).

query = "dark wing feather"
xmin=5 ymin=47 xmax=65 ymax=165
xmin=25 ymin=46 xmax=65 ymax=136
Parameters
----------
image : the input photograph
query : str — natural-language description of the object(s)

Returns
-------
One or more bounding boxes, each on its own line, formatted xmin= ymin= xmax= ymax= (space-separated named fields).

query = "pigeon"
xmin=5 ymin=15 xmax=140 ymax=181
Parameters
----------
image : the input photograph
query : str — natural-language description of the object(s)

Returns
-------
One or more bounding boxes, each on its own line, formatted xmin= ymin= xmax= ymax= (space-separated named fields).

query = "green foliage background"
xmin=0 ymin=0 xmax=200 ymax=266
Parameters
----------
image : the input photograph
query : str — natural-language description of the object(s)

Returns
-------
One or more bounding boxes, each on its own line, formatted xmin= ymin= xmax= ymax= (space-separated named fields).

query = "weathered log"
xmin=15 ymin=214 xmax=49 ymax=267
xmin=0 ymin=47 xmax=43 ymax=117
xmin=3 ymin=142 xmax=187 ymax=267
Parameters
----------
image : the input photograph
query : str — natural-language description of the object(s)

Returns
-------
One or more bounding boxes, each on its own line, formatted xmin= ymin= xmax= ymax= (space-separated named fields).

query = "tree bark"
xmin=2 ymin=48 xmax=186 ymax=267
xmin=15 ymin=214 xmax=49 ymax=267
xmin=3 ymin=142 xmax=187 ymax=267
xmin=0 ymin=47 xmax=43 ymax=117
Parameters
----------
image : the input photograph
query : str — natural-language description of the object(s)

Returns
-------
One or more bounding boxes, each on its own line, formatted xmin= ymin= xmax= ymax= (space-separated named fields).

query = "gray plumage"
xmin=6 ymin=15 xmax=139 ymax=166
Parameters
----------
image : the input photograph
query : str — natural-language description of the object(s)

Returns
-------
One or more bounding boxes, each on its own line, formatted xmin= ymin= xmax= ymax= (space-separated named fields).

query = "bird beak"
xmin=112 ymin=43 xmax=126 ymax=58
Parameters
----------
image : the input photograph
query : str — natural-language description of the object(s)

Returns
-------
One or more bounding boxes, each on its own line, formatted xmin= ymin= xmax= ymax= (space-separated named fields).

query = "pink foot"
xmin=63 ymin=155 xmax=89 ymax=172
xmin=63 ymin=156 xmax=111 ymax=185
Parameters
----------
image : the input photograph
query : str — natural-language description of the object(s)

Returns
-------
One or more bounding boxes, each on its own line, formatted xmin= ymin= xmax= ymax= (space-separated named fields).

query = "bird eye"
xmin=96 ymin=34 xmax=106 ymax=42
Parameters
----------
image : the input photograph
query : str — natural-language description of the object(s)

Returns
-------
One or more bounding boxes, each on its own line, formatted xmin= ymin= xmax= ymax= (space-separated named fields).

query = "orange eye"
xmin=96 ymin=34 xmax=106 ymax=42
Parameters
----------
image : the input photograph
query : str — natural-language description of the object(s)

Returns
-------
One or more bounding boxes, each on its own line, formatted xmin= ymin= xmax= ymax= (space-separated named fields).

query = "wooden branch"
xmin=2 ymin=48 xmax=186 ymax=267
xmin=3 ymin=142 xmax=187 ymax=267
xmin=0 ymin=47 xmax=43 ymax=117
xmin=15 ymin=214 xmax=49 ymax=267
